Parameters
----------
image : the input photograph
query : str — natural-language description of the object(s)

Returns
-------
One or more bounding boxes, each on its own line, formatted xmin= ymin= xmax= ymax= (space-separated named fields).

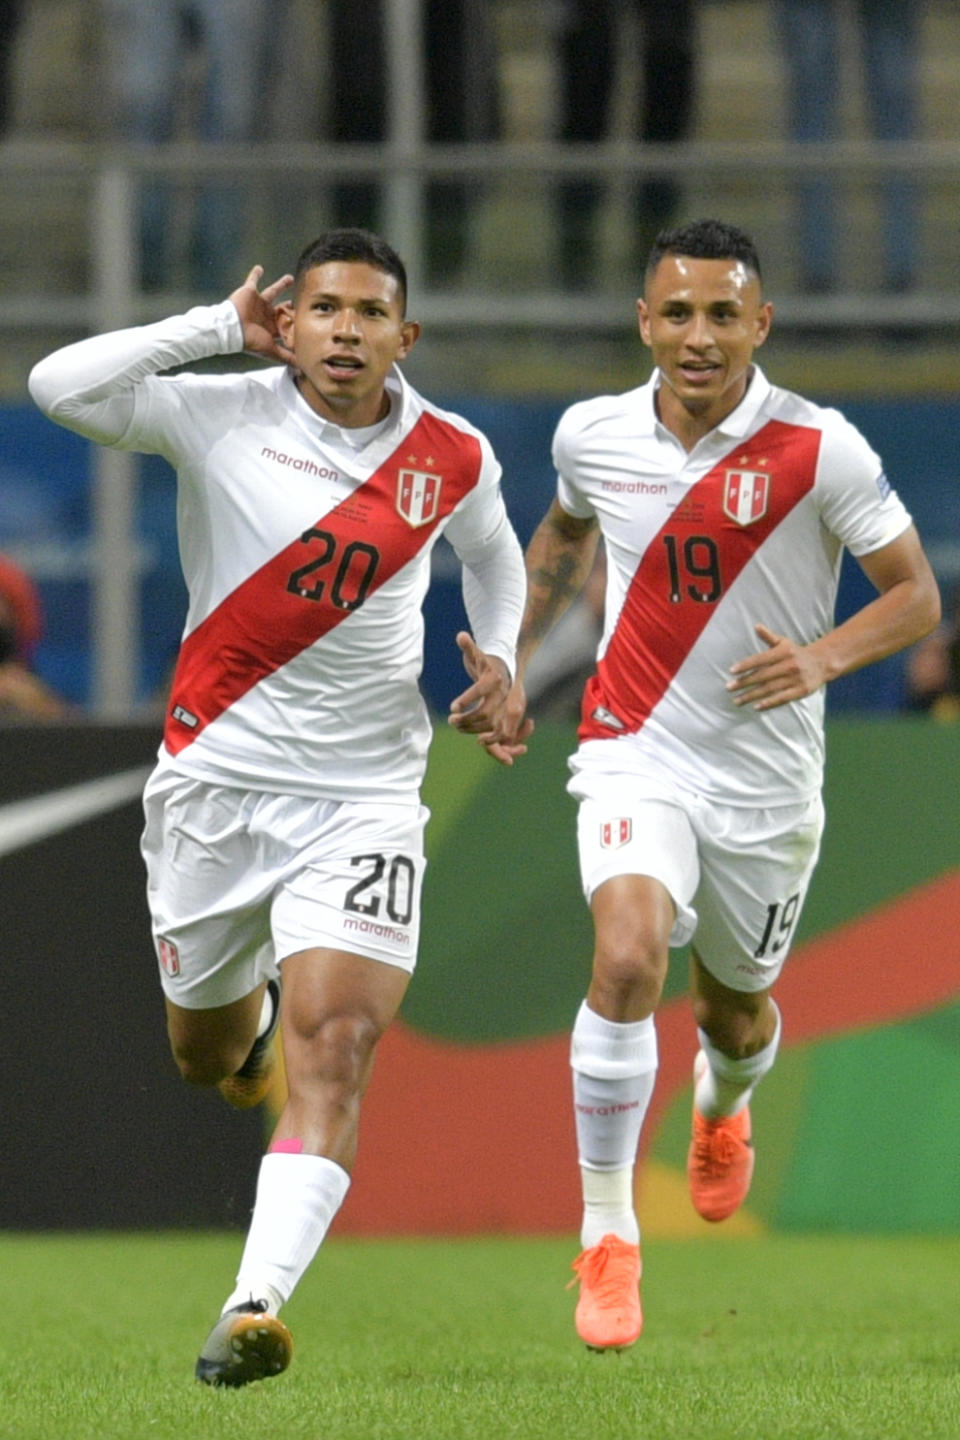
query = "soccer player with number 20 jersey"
xmin=30 ymin=229 xmax=526 ymax=1385
xmin=488 ymin=219 xmax=940 ymax=1351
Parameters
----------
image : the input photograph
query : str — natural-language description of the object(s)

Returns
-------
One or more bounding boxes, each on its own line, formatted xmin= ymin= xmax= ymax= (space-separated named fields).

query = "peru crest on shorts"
xmin=600 ymin=817 xmax=632 ymax=849
xmin=723 ymin=469 xmax=770 ymax=525
xmin=157 ymin=936 xmax=180 ymax=976
xmin=397 ymin=469 xmax=442 ymax=527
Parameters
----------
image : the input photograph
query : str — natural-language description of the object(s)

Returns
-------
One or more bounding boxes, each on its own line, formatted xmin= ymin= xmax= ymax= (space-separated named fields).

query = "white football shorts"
xmin=141 ymin=769 xmax=428 ymax=1009
xmin=569 ymin=767 xmax=824 ymax=992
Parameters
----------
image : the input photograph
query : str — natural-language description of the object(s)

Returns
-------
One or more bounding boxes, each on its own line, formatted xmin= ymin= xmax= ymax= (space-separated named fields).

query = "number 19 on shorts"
xmin=754 ymin=892 xmax=801 ymax=959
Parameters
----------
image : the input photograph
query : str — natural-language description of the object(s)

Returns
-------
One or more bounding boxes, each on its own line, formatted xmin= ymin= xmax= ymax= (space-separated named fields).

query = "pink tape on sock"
xmin=269 ymin=1137 xmax=303 ymax=1154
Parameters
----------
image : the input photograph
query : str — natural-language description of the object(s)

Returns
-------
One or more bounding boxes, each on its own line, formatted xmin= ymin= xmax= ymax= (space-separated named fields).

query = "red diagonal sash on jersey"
xmin=164 ymin=413 xmax=481 ymax=754
xmin=579 ymin=418 xmax=822 ymax=742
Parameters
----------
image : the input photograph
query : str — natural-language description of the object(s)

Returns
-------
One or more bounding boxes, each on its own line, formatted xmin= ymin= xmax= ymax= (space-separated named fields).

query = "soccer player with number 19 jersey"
xmin=487 ymin=219 xmax=940 ymax=1351
xmin=30 ymin=229 xmax=526 ymax=1385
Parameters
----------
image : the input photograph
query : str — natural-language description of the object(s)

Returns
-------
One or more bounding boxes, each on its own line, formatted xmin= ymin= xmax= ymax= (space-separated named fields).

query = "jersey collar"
xmin=643 ymin=364 xmax=772 ymax=443
xmin=711 ymin=364 xmax=772 ymax=439
xmin=281 ymin=364 xmax=415 ymax=469
xmin=636 ymin=373 xmax=662 ymax=435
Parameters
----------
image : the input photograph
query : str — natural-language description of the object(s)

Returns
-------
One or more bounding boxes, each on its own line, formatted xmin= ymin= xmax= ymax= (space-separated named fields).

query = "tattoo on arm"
xmin=526 ymin=551 xmax=588 ymax=639
xmin=520 ymin=509 xmax=599 ymax=652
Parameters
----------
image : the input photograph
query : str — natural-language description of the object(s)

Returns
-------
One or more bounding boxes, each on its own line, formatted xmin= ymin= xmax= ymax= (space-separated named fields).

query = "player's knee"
xmin=288 ymin=1010 xmax=383 ymax=1091
xmin=170 ymin=1047 xmax=227 ymax=1087
xmin=592 ymin=928 xmax=668 ymax=1009
xmin=590 ymin=878 xmax=673 ymax=1009
xmin=168 ymin=1035 xmax=244 ymax=1087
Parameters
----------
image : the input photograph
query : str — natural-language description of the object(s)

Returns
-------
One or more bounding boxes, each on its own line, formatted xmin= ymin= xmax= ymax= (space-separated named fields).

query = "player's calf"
xmin=218 ymin=978 xmax=281 ymax=1109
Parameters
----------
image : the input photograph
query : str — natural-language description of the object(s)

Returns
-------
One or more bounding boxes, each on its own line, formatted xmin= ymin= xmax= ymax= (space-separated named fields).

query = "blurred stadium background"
xmin=0 ymin=0 xmax=957 ymax=1237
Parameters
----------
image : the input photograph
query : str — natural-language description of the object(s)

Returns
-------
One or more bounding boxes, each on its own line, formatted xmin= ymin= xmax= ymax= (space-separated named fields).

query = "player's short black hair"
xmin=293 ymin=228 xmax=409 ymax=313
xmin=644 ymin=219 xmax=763 ymax=288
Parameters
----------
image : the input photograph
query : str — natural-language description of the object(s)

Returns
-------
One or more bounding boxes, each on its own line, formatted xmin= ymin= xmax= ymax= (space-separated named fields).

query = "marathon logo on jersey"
xmin=157 ymin=937 xmax=180 ymax=977
xmin=723 ymin=469 xmax=770 ymax=526
xmin=397 ymin=469 xmax=442 ymax=527
xmin=600 ymin=817 xmax=632 ymax=849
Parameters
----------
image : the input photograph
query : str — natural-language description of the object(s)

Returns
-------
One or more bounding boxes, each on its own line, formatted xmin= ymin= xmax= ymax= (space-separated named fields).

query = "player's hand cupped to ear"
xmin=229 ymin=265 xmax=297 ymax=366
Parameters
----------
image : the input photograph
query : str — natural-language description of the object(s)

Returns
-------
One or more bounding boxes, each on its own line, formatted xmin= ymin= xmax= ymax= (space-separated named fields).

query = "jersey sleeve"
xmin=441 ymin=429 xmax=505 ymax=550
xmin=552 ymin=404 xmax=598 ymax=520
xmin=28 ymin=302 xmax=245 ymax=457
xmin=814 ymin=410 xmax=912 ymax=556
xmin=443 ymin=430 xmax=524 ymax=677
xmin=457 ymin=510 xmax=525 ymax=679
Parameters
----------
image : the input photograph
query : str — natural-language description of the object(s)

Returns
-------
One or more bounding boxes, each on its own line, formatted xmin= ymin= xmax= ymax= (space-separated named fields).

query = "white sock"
xmin=580 ymin=1164 xmax=638 ymax=1249
xmin=223 ymin=1153 xmax=350 ymax=1315
xmin=570 ymin=1001 xmax=658 ymax=1248
xmin=694 ymin=1002 xmax=782 ymax=1118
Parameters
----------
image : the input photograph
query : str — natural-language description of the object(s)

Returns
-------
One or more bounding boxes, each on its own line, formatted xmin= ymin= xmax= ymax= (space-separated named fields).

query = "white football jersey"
xmin=553 ymin=366 xmax=912 ymax=806
xmin=29 ymin=303 xmax=524 ymax=800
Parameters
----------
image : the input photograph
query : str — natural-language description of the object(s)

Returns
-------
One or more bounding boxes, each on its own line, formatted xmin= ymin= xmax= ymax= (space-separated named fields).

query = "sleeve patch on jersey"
xmin=876 ymin=470 xmax=891 ymax=501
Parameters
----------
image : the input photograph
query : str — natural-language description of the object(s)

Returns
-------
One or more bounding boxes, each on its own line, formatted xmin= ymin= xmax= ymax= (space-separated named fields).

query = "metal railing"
xmin=3 ymin=135 xmax=960 ymax=331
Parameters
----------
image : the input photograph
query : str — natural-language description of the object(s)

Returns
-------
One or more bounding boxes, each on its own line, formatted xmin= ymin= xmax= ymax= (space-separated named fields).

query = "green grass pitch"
xmin=1 ymin=1232 xmax=957 ymax=1439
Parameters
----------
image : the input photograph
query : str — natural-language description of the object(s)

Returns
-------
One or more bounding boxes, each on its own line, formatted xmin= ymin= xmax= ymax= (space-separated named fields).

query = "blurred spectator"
xmin=552 ymin=0 xmax=697 ymax=289
xmin=775 ymin=0 xmax=921 ymax=294
xmin=325 ymin=0 xmax=500 ymax=285
xmin=0 ymin=555 xmax=71 ymax=721
xmin=0 ymin=1 xmax=22 ymax=136
xmin=904 ymin=583 xmax=960 ymax=720
xmin=100 ymin=0 xmax=280 ymax=293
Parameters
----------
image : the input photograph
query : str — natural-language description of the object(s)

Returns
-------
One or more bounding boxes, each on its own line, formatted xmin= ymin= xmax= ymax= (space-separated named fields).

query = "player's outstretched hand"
xmin=448 ymin=632 xmax=533 ymax=766
xmin=228 ymin=265 xmax=297 ymax=365
xmin=480 ymin=677 xmax=535 ymax=767
xmin=727 ymin=623 xmax=829 ymax=711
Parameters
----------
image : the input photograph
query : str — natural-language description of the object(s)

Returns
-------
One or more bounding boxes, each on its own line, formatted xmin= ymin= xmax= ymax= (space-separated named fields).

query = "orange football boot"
xmin=687 ymin=1053 xmax=755 ymax=1222
xmin=568 ymin=1233 xmax=642 ymax=1351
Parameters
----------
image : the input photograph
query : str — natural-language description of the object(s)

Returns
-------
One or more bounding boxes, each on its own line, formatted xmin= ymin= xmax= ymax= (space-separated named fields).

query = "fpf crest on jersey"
xmin=722 ymin=468 xmax=770 ymax=526
xmin=397 ymin=468 xmax=442 ymax=527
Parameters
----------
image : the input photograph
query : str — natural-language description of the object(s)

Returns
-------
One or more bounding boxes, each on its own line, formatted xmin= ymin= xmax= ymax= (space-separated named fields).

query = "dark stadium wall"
xmin=0 ymin=726 xmax=265 ymax=1229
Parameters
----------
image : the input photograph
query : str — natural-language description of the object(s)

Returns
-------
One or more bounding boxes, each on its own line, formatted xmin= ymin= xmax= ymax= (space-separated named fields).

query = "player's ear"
xmin=637 ymin=298 xmax=651 ymax=346
xmin=397 ymin=320 xmax=421 ymax=359
xmin=754 ymin=301 xmax=774 ymax=349
xmin=276 ymin=303 xmax=296 ymax=346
